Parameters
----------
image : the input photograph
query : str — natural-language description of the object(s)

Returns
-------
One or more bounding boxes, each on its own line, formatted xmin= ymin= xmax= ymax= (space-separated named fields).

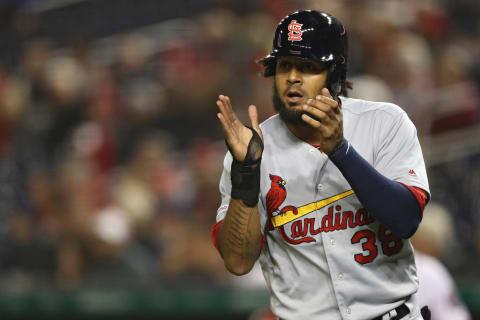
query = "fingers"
xmin=216 ymin=96 xmax=228 ymax=124
xmin=216 ymin=95 xmax=259 ymax=161
xmin=216 ymin=97 xmax=231 ymax=135
xmin=302 ymin=99 xmax=337 ymax=123
xmin=302 ymin=99 xmax=333 ymax=122
xmin=216 ymin=95 xmax=263 ymax=141
xmin=301 ymin=113 xmax=339 ymax=140
xmin=216 ymin=111 xmax=230 ymax=136
xmin=217 ymin=95 xmax=240 ymax=141
xmin=321 ymin=88 xmax=341 ymax=114
xmin=322 ymin=88 xmax=332 ymax=99
xmin=300 ymin=113 xmax=334 ymax=139
xmin=217 ymin=95 xmax=239 ymax=125
xmin=301 ymin=88 xmax=342 ymax=137
xmin=218 ymin=95 xmax=231 ymax=110
xmin=301 ymin=113 xmax=328 ymax=130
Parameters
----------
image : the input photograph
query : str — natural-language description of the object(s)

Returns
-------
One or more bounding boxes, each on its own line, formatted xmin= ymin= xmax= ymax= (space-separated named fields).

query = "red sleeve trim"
xmin=397 ymin=182 xmax=428 ymax=219
xmin=211 ymin=220 xmax=223 ymax=252
xmin=210 ymin=220 xmax=266 ymax=254
xmin=260 ymin=234 xmax=266 ymax=251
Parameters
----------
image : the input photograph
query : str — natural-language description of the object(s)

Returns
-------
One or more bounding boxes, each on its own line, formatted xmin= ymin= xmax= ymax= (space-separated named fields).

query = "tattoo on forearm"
xmin=224 ymin=205 xmax=259 ymax=259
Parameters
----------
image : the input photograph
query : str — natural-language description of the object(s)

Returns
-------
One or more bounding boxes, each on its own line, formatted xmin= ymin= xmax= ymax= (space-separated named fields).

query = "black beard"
xmin=272 ymin=83 xmax=308 ymax=126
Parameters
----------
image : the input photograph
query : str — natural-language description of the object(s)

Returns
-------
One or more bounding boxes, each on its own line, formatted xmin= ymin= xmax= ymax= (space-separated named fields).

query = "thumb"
xmin=248 ymin=105 xmax=262 ymax=138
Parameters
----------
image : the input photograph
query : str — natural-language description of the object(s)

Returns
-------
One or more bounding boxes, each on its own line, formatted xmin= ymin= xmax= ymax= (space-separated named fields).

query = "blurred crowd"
xmin=0 ymin=0 xmax=479 ymax=294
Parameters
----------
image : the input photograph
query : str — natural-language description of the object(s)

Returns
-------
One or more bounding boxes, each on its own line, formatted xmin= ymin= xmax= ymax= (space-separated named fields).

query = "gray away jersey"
xmin=216 ymin=97 xmax=430 ymax=320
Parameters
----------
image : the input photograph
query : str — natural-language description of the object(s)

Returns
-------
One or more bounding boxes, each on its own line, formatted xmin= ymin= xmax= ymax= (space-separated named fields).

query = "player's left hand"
xmin=301 ymin=88 xmax=343 ymax=155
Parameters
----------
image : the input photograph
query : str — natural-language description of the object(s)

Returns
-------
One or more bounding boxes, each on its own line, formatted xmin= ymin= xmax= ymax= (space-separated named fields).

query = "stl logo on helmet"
xmin=287 ymin=20 xmax=303 ymax=41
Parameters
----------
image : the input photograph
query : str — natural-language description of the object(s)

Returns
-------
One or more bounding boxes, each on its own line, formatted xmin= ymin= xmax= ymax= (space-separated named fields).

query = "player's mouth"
xmin=285 ymin=89 xmax=304 ymax=105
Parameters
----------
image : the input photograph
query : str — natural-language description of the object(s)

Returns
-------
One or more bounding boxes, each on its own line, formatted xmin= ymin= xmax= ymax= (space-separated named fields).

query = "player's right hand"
xmin=216 ymin=95 xmax=263 ymax=162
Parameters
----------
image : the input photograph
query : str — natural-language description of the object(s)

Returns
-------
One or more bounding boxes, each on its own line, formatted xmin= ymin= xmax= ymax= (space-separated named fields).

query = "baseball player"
xmin=212 ymin=10 xmax=431 ymax=320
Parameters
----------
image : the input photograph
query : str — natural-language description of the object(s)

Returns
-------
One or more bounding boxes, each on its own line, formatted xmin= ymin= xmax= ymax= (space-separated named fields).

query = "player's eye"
xmin=301 ymin=64 xmax=314 ymax=72
xmin=301 ymin=63 xmax=321 ymax=73
xmin=277 ymin=61 xmax=291 ymax=71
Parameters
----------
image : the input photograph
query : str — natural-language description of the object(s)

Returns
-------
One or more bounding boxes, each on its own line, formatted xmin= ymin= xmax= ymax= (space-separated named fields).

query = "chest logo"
xmin=287 ymin=20 xmax=303 ymax=41
xmin=265 ymin=173 xmax=363 ymax=245
xmin=266 ymin=172 xmax=355 ymax=228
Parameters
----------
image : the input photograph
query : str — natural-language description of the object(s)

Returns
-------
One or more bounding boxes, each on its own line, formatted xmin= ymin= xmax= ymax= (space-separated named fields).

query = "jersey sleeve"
xmin=373 ymin=110 xmax=430 ymax=198
xmin=216 ymin=151 xmax=233 ymax=222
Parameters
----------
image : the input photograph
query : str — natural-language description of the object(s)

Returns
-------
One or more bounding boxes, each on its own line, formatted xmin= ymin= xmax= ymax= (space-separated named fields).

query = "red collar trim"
xmin=311 ymin=144 xmax=323 ymax=152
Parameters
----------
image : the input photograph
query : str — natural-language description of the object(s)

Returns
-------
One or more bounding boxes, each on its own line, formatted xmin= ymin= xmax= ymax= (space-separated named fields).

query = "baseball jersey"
xmin=216 ymin=97 xmax=430 ymax=320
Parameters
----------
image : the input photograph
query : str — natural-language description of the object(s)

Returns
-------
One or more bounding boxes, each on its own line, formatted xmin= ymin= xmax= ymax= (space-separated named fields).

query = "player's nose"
xmin=286 ymin=68 xmax=302 ymax=84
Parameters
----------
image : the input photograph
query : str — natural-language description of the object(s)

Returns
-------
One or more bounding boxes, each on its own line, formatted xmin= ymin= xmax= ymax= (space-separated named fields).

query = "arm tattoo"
xmin=224 ymin=205 xmax=260 ymax=259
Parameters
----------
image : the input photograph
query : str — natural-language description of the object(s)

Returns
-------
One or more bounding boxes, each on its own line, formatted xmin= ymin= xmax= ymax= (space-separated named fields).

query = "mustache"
xmin=272 ymin=82 xmax=308 ymax=126
xmin=283 ymin=85 xmax=307 ymax=97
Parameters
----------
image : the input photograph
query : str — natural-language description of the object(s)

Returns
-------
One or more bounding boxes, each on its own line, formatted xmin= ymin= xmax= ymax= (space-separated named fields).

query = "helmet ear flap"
xmin=327 ymin=63 xmax=341 ymax=99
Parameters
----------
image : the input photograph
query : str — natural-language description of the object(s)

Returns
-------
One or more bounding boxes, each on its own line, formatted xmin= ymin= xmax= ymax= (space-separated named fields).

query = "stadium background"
xmin=0 ymin=0 xmax=479 ymax=319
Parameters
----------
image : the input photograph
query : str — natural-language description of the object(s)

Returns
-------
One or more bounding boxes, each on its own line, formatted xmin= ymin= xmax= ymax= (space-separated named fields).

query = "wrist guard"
xmin=229 ymin=127 xmax=263 ymax=207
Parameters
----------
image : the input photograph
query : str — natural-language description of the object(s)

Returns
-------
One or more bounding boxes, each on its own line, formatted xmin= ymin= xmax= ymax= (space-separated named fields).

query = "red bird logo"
xmin=265 ymin=174 xmax=287 ymax=230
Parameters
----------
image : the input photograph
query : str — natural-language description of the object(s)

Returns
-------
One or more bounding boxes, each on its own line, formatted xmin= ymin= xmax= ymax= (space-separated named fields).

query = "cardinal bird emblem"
xmin=265 ymin=174 xmax=287 ymax=230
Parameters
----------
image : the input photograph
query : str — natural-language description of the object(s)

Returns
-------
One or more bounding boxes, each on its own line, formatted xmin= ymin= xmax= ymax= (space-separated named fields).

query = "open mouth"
xmin=286 ymin=90 xmax=304 ymax=105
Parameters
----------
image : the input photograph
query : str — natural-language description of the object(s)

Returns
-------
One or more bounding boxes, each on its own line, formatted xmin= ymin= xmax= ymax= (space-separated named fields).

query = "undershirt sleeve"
xmin=329 ymin=139 xmax=426 ymax=238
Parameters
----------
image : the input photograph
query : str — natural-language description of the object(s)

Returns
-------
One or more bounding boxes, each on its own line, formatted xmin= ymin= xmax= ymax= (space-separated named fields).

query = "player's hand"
xmin=301 ymin=88 xmax=343 ymax=155
xmin=216 ymin=95 xmax=264 ymax=162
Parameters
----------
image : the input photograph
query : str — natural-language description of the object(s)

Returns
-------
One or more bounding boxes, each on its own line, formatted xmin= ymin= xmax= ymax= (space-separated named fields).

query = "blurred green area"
xmin=0 ymin=285 xmax=477 ymax=319
xmin=0 ymin=287 xmax=270 ymax=319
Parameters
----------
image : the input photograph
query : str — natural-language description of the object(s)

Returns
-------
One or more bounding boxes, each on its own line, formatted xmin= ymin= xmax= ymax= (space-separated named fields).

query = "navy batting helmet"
xmin=259 ymin=10 xmax=348 ymax=98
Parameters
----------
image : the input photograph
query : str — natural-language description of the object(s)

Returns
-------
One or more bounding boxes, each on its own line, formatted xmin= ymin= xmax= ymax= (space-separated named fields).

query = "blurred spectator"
xmin=412 ymin=202 xmax=472 ymax=320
